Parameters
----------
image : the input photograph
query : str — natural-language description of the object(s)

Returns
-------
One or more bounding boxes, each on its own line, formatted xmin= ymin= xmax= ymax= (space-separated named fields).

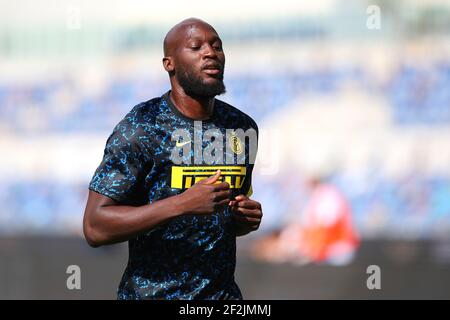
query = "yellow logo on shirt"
xmin=171 ymin=166 xmax=246 ymax=189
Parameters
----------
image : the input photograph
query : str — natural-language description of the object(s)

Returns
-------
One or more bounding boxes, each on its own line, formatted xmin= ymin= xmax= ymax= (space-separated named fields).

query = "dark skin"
xmin=162 ymin=18 xmax=222 ymax=120
xmin=83 ymin=18 xmax=262 ymax=247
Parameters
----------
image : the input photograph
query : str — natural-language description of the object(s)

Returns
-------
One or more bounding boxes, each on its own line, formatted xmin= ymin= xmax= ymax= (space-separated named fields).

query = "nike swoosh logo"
xmin=175 ymin=140 xmax=192 ymax=147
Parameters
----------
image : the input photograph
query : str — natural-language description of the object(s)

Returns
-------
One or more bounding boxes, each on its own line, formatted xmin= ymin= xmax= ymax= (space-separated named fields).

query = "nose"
xmin=202 ymin=43 xmax=218 ymax=59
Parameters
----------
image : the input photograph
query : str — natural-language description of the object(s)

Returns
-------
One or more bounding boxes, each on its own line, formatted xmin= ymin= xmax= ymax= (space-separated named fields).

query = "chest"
xmin=146 ymin=120 xmax=256 ymax=195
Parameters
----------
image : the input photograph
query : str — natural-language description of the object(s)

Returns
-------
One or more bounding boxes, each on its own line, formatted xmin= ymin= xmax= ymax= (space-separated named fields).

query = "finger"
xmin=217 ymin=198 xmax=232 ymax=207
xmin=237 ymin=200 xmax=261 ymax=209
xmin=233 ymin=214 xmax=261 ymax=225
xmin=235 ymin=194 xmax=247 ymax=201
xmin=202 ymin=170 xmax=221 ymax=184
xmin=214 ymin=189 xmax=232 ymax=202
xmin=230 ymin=204 xmax=239 ymax=214
xmin=213 ymin=181 xmax=230 ymax=191
xmin=235 ymin=207 xmax=262 ymax=218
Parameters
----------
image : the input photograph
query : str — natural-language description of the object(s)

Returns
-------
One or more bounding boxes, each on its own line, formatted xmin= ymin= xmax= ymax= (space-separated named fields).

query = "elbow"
xmin=85 ymin=235 xmax=102 ymax=248
xmin=83 ymin=224 xmax=102 ymax=248
xmin=83 ymin=216 xmax=106 ymax=248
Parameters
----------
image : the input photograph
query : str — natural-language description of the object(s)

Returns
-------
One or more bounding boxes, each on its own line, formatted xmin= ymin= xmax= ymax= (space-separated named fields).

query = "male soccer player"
xmin=83 ymin=18 xmax=262 ymax=300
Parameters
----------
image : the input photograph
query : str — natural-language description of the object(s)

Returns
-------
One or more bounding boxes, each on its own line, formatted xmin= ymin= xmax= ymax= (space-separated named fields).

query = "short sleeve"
xmin=89 ymin=119 xmax=152 ymax=204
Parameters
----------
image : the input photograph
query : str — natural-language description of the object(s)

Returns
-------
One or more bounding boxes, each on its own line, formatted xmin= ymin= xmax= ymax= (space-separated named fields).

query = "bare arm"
xmin=83 ymin=170 xmax=231 ymax=247
xmin=83 ymin=190 xmax=182 ymax=247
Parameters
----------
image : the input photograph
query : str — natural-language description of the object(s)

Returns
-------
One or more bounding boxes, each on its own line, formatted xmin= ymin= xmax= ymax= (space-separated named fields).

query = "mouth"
xmin=203 ymin=69 xmax=221 ymax=75
xmin=202 ymin=64 xmax=222 ymax=76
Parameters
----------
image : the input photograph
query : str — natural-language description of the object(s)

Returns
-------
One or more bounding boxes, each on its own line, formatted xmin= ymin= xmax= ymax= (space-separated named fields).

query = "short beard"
xmin=177 ymin=65 xmax=226 ymax=98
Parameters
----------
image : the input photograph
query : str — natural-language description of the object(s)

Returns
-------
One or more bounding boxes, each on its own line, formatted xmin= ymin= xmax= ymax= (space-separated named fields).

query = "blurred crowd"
xmin=1 ymin=62 xmax=450 ymax=134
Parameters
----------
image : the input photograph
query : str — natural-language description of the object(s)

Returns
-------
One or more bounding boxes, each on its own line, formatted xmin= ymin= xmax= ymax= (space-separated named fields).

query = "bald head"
xmin=163 ymin=18 xmax=218 ymax=57
xmin=162 ymin=18 xmax=226 ymax=98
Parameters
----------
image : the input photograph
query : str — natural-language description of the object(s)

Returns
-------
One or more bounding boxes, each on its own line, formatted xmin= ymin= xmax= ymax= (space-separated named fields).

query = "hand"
xmin=229 ymin=194 xmax=263 ymax=235
xmin=177 ymin=170 xmax=232 ymax=215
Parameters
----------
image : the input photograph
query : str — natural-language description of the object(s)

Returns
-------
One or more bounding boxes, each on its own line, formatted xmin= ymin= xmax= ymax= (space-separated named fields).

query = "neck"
xmin=169 ymin=87 xmax=215 ymax=121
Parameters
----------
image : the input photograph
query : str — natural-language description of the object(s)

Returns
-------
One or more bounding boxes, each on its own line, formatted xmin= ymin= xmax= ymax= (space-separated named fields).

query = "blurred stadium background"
xmin=1 ymin=0 xmax=450 ymax=299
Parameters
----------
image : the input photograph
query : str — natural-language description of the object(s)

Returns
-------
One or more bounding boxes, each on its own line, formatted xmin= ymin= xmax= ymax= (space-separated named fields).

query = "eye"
xmin=213 ymin=42 xmax=223 ymax=51
xmin=188 ymin=42 xmax=201 ymax=50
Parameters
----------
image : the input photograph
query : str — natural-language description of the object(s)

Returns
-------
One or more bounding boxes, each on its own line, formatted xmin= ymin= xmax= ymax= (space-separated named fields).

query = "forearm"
xmin=85 ymin=194 xmax=184 ymax=246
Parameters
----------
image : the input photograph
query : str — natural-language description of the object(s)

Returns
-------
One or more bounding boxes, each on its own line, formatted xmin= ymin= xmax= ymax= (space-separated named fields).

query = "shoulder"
xmin=123 ymin=97 xmax=164 ymax=128
xmin=107 ymin=97 xmax=164 ymax=147
xmin=215 ymin=99 xmax=259 ymax=132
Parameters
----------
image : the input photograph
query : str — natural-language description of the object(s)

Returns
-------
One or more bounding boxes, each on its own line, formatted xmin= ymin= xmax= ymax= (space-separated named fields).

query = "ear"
xmin=162 ymin=57 xmax=175 ymax=73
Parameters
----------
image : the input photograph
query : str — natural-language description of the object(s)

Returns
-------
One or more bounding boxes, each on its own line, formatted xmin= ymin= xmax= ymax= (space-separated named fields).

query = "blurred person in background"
xmin=252 ymin=168 xmax=359 ymax=266
xmin=83 ymin=18 xmax=262 ymax=300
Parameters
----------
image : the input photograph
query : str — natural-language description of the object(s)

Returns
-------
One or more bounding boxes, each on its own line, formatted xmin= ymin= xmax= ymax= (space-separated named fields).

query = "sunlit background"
xmin=1 ymin=0 xmax=450 ymax=299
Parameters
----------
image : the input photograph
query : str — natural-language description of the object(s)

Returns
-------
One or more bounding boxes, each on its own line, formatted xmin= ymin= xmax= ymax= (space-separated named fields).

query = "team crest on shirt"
xmin=229 ymin=133 xmax=243 ymax=155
